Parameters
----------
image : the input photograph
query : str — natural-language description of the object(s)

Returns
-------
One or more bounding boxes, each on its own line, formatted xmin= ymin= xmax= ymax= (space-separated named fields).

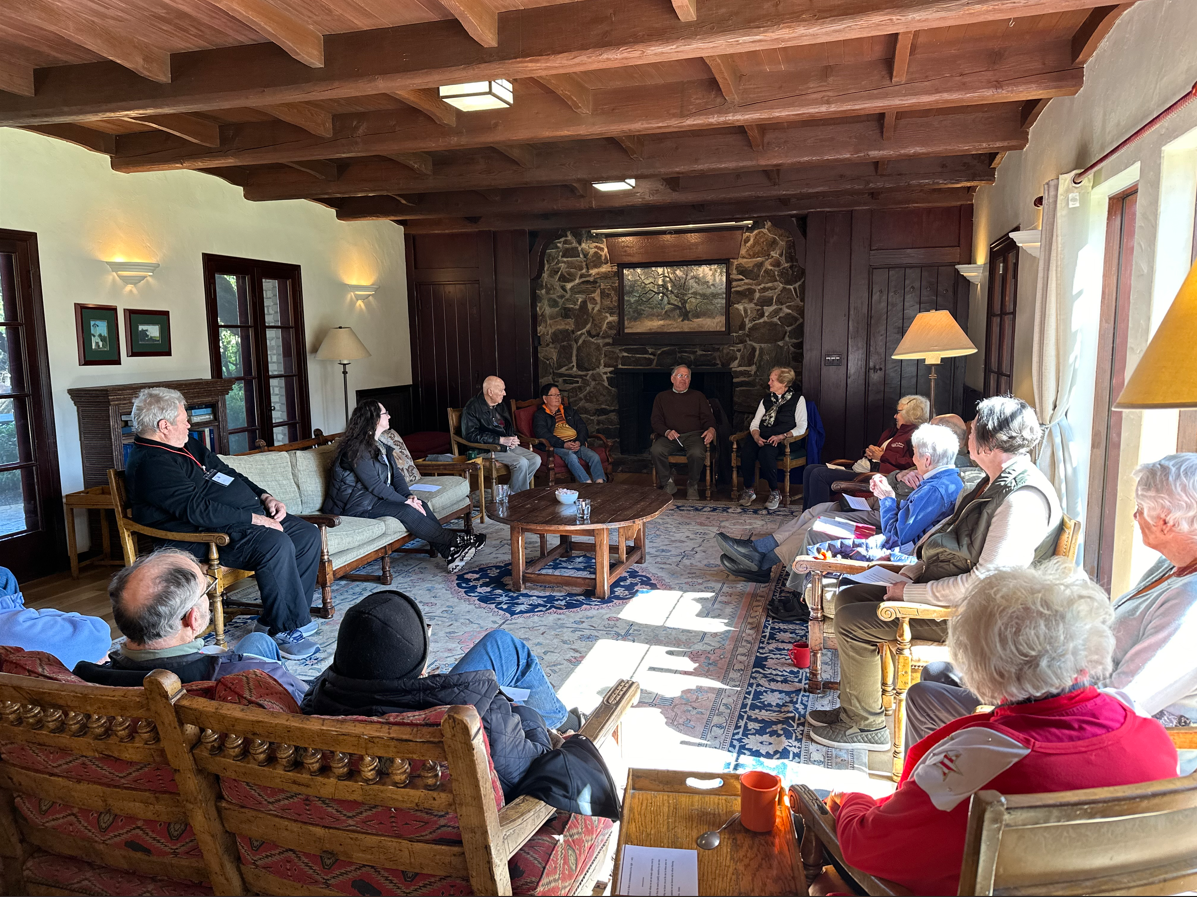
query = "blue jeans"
xmin=234 ymin=632 xmax=282 ymax=661
xmin=450 ymin=630 xmax=568 ymax=729
xmin=557 ymin=445 xmax=605 ymax=483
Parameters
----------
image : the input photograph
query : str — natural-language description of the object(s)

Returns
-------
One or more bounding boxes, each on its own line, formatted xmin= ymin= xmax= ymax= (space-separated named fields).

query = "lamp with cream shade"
xmin=316 ymin=326 xmax=371 ymax=426
xmin=892 ymin=309 xmax=978 ymax=416
xmin=1114 ymin=258 xmax=1197 ymax=411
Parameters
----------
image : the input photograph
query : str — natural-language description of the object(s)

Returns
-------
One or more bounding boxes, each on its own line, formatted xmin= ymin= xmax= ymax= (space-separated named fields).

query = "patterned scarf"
xmin=760 ymin=387 xmax=794 ymax=428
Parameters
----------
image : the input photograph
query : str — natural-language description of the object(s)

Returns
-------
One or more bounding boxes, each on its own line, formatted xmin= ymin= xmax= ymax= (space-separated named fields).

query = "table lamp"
xmin=1114 ymin=258 xmax=1197 ymax=410
xmin=892 ymin=310 xmax=977 ymax=416
xmin=316 ymin=326 xmax=371 ymax=425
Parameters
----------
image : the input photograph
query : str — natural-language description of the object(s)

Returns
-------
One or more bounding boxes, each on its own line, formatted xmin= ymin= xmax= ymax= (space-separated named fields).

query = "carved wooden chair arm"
xmin=730 ymin=430 xmax=751 ymax=443
xmin=119 ymin=519 xmax=231 ymax=547
xmin=791 ymin=557 xmax=904 ymax=576
xmin=297 ymin=514 xmax=341 ymax=528
xmin=876 ymin=602 xmax=956 ymax=623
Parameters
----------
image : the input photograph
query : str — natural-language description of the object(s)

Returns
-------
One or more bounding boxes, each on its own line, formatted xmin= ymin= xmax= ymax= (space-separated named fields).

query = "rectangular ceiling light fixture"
xmin=438 ymin=79 xmax=513 ymax=111
xmin=592 ymin=178 xmax=637 ymax=192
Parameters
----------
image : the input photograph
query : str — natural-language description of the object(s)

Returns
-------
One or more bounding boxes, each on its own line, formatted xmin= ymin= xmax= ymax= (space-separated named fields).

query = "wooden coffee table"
xmin=486 ymin=484 xmax=671 ymax=599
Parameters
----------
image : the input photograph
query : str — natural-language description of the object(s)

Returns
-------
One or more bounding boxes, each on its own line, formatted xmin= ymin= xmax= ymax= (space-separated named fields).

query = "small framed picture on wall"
xmin=124 ymin=308 xmax=172 ymax=357
xmin=75 ymin=303 xmax=121 ymax=365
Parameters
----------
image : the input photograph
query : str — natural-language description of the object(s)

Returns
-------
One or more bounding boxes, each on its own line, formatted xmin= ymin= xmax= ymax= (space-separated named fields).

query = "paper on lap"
xmin=842 ymin=566 xmax=913 ymax=587
xmin=843 ymin=494 xmax=871 ymax=511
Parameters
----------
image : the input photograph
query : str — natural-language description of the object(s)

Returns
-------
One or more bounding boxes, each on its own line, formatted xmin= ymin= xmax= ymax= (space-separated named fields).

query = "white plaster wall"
xmin=968 ymin=0 xmax=1197 ymax=593
xmin=0 ymin=128 xmax=410 ymax=548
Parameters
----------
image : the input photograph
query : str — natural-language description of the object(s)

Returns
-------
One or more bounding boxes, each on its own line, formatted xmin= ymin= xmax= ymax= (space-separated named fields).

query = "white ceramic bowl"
xmin=555 ymin=488 xmax=579 ymax=504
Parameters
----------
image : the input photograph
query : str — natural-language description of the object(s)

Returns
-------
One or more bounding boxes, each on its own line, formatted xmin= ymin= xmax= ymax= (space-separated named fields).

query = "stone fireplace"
xmin=614 ymin=367 xmax=734 ymax=454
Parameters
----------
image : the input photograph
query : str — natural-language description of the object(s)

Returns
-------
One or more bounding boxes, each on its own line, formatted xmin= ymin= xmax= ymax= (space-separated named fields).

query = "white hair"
xmin=911 ymin=423 xmax=960 ymax=469
xmin=131 ymin=387 xmax=186 ymax=437
xmin=1135 ymin=453 xmax=1197 ymax=533
xmin=949 ymin=561 xmax=1114 ymax=704
xmin=897 ymin=394 xmax=931 ymax=426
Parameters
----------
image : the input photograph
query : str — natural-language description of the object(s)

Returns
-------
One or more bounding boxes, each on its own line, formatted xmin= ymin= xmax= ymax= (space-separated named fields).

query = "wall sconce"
xmin=348 ymin=284 xmax=378 ymax=299
xmin=1009 ymin=230 xmax=1042 ymax=258
xmin=438 ymin=79 xmax=513 ymax=111
xmin=592 ymin=178 xmax=637 ymax=192
xmin=105 ymin=261 xmax=159 ymax=285
xmin=955 ymin=264 xmax=987 ymax=284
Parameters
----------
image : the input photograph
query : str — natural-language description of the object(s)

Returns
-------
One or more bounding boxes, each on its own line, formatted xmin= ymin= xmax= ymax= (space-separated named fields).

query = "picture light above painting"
xmin=74 ymin=303 xmax=172 ymax=365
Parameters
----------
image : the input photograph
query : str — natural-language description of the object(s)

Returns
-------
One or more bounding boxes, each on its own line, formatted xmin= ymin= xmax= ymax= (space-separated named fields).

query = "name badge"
xmin=209 ymin=471 xmax=234 ymax=486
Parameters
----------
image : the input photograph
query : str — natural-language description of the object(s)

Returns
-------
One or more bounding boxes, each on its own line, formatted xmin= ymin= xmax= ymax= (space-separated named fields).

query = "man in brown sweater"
xmin=650 ymin=364 xmax=716 ymax=500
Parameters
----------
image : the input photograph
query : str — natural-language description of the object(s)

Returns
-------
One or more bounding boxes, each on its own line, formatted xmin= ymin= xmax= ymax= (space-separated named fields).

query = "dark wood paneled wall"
xmin=405 ymin=231 xmax=535 ymax=432
xmin=803 ymin=206 xmax=973 ymax=461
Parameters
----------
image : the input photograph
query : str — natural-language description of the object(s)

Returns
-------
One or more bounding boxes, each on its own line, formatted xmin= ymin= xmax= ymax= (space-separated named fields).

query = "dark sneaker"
xmin=272 ymin=629 xmax=320 ymax=659
xmin=716 ymin=532 xmax=764 ymax=568
xmin=446 ymin=538 xmax=479 ymax=573
xmin=808 ymin=721 xmax=891 ymax=752
xmin=720 ymin=555 xmax=772 ymax=582
xmin=256 ymin=618 xmax=319 ymax=638
xmin=806 ymin=707 xmax=842 ymax=727
xmin=766 ymin=595 xmax=810 ymax=622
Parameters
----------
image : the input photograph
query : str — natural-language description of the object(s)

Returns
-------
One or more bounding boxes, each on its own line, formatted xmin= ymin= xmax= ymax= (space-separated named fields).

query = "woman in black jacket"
xmin=324 ymin=400 xmax=484 ymax=573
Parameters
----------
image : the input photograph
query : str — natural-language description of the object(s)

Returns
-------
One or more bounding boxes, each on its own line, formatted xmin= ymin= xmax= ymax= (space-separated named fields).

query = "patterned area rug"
xmin=206 ymin=501 xmax=869 ymax=784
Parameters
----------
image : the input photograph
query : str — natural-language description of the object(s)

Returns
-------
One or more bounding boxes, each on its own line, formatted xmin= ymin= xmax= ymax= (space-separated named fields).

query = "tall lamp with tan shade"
xmin=1115 ymin=258 xmax=1197 ymax=451
xmin=316 ymin=326 xmax=371 ymax=427
xmin=892 ymin=310 xmax=978 ymax=416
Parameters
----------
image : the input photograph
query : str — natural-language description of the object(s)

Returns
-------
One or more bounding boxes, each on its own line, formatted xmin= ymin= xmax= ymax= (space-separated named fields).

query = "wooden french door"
xmin=0 ymin=230 xmax=64 ymax=579
xmin=1085 ymin=187 xmax=1138 ymax=589
xmin=983 ymin=235 xmax=1020 ymax=398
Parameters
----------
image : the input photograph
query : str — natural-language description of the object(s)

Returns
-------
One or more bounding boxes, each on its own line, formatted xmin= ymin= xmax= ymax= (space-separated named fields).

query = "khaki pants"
xmin=650 ymin=431 xmax=706 ymax=488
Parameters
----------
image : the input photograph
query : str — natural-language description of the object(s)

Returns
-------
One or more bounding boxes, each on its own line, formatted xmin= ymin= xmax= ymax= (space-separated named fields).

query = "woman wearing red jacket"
xmin=829 ymin=563 xmax=1179 ymax=896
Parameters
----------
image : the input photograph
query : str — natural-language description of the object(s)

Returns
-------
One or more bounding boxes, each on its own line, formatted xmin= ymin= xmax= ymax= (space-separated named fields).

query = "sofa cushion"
xmin=219 ymin=451 xmax=301 ymax=511
xmin=420 ymin=476 xmax=471 ymax=518
xmin=324 ymin=515 xmax=387 ymax=556
xmin=291 ymin=444 xmax=338 ymax=515
xmin=23 ymin=850 xmax=215 ymax=897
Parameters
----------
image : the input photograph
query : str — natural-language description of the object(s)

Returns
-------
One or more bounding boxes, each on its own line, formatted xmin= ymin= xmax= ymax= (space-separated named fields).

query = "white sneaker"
xmin=256 ymin=618 xmax=319 ymax=637
xmin=272 ymin=629 xmax=319 ymax=659
xmin=739 ymin=490 xmax=757 ymax=507
xmin=765 ymin=491 xmax=781 ymax=510
xmin=446 ymin=538 xmax=479 ymax=573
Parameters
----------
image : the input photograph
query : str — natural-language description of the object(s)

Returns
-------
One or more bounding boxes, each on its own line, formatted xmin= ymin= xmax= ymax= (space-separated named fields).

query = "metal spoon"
xmin=695 ymin=812 xmax=740 ymax=850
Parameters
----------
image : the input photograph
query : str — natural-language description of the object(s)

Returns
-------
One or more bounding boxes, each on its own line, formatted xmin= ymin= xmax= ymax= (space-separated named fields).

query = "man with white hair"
xmin=907 ymin=453 xmax=1197 ymax=774
xmin=123 ymin=387 xmax=320 ymax=659
xmin=461 ymin=376 xmax=542 ymax=493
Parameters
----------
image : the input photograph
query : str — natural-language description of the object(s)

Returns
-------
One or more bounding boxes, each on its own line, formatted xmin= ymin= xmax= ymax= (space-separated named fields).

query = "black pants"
xmin=739 ymin=439 xmax=780 ymax=490
xmin=801 ymin=464 xmax=860 ymax=510
xmin=370 ymin=499 xmax=455 ymax=555
xmin=169 ymin=515 xmax=320 ymax=633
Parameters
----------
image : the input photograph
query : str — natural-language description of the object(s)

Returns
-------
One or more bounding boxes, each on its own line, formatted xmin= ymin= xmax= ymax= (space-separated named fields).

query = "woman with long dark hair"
xmin=323 ymin=400 xmax=484 ymax=573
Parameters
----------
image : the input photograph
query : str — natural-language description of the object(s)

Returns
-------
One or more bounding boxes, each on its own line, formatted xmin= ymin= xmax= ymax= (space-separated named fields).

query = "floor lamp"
xmin=892 ymin=310 xmax=977 ymax=416
xmin=316 ymin=326 xmax=371 ymax=427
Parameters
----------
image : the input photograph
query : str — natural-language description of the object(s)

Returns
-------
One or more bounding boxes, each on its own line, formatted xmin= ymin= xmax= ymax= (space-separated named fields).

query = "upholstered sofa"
xmin=0 ymin=645 xmax=639 ymax=896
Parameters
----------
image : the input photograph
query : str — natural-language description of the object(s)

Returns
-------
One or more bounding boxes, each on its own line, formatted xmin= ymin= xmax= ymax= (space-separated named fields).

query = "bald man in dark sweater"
xmin=650 ymin=365 xmax=716 ymax=500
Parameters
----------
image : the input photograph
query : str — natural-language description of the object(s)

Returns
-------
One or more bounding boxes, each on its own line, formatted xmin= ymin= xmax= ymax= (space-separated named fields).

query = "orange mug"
xmin=740 ymin=770 xmax=781 ymax=832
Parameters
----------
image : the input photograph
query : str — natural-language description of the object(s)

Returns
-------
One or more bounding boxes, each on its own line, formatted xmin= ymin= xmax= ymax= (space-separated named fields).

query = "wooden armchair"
xmin=649 ymin=432 xmax=713 ymax=500
xmin=448 ymin=405 xmax=522 ymax=518
xmin=107 ymin=468 xmax=337 ymax=647
xmin=510 ymin=397 xmax=612 ymax=487
xmin=730 ymin=430 xmax=807 ymax=506
xmin=794 ymin=731 xmax=1197 ymax=896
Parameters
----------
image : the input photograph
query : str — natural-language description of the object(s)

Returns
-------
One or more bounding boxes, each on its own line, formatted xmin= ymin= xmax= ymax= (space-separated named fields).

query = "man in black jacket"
xmin=532 ymin=383 xmax=606 ymax=483
xmin=124 ymin=387 xmax=320 ymax=659
xmin=302 ymin=590 xmax=583 ymax=798
xmin=460 ymin=376 xmax=541 ymax=493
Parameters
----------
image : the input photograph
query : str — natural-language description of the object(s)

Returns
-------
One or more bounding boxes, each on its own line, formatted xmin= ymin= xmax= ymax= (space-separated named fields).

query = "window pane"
xmin=226 ymin=380 xmax=258 ymax=431
xmin=274 ymin=424 xmax=297 ymax=445
xmin=269 ymin=377 xmax=298 ymax=423
xmin=262 ymin=278 xmax=293 ymax=326
xmin=0 ymin=398 xmax=32 ymax=465
xmin=219 ymin=328 xmax=251 ymax=378
xmin=216 ymin=273 xmax=251 ymax=325
xmin=265 ymin=328 xmax=296 ymax=375
xmin=0 ymin=253 xmax=20 ymax=323
xmin=1000 ymin=316 xmax=1015 ymax=374
xmin=0 ymin=326 xmax=27 ymax=395
xmin=0 ymin=469 xmax=31 ymax=537
xmin=228 ymin=431 xmax=251 ymax=455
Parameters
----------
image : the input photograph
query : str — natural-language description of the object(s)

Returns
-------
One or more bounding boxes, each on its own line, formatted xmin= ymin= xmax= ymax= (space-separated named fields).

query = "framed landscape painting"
xmin=124 ymin=308 xmax=172 ymax=357
xmin=616 ymin=260 xmax=731 ymax=344
xmin=75 ymin=303 xmax=120 ymax=365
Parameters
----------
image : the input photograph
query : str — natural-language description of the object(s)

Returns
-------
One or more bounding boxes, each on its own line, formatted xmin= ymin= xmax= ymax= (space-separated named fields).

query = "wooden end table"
xmin=486 ymin=484 xmax=671 ymax=599
xmin=613 ymin=769 xmax=808 ymax=896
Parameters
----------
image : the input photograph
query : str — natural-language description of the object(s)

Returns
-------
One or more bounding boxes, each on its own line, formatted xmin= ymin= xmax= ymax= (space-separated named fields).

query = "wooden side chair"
xmin=729 ymin=430 xmax=807 ymax=506
xmin=649 ymin=433 xmax=714 ymax=499
xmin=510 ymin=397 xmax=612 ymax=487
xmin=448 ymin=406 xmax=513 ymax=520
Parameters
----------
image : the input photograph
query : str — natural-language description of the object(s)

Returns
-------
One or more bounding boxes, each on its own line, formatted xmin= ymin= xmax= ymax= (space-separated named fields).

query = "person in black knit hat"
xmin=301 ymin=590 xmax=584 ymax=797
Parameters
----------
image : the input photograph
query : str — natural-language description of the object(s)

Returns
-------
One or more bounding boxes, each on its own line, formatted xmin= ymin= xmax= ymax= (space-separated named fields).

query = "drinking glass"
xmin=494 ymin=484 xmax=510 ymax=503
xmin=576 ymin=498 xmax=591 ymax=523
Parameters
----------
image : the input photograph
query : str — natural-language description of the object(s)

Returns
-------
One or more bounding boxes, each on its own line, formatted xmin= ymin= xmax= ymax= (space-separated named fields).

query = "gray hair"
xmin=109 ymin=549 xmax=204 ymax=645
xmin=897 ymin=395 xmax=931 ymax=426
xmin=972 ymin=395 xmax=1042 ymax=455
xmin=911 ymin=424 xmax=960 ymax=469
xmin=770 ymin=367 xmax=796 ymax=387
xmin=670 ymin=364 xmax=692 ymax=377
xmin=131 ymin=387 xmax=186 ymax=437
xmin=1135 ymin=453 xmax=1197 ymax=533
xmin=949 ymin=562 xmax=1114 ymax=704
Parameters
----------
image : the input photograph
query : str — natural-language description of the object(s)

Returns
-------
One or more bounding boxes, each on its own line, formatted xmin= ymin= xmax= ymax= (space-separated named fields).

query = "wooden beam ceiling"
xmin=537 ymin=74 xmax=593 ymax=115
xmin=493 ymin=144 xmax=536 ymax=168
xmin=385 ymin=153 xmax=434 ymax=176
xmin=284 ymin=159 xmax=340 ymax=181
xmin=1072 ymin=3 xmax=1136 ymax=64
xmin=892 ymin=32 xmax=915 ymax=83
xmin=129 ymin=114 xmax=221 ymax=147
xmin=205 ymin=0 xmax=325 ymax=67
xmin=389 ymin=90 xmax=457 ymax=128
xmin=0 ymin=59 xmax=35 ymax=98
xmin=0 ymin=0 xmax=1131 ymax=123
xmin=613 ymin=136 xmax=644 ymax=160
xmin=437 ymin=0 xmax=501 ymax=48
xmin=671 ymin=0 xmax=698 ymax=22
xmin=255 ymin=103 xmax=335 ymax=138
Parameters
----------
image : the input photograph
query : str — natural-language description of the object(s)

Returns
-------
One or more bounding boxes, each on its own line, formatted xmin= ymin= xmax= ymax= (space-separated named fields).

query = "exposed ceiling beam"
xmin=388 ymin=193 xmax=420 ymax=206
xmin=671 ymin=0 xmax=697 ymax=22
xmin=566 ymin=182 xmax=592 ymax=198
xmin=743 ymin=124 xmax=765 ymax=151
xmin=892 ymin=31 xmax=915 ymax=83
xmin=129 ymin=113 xmax=221 ymax=147
xmin=475 ymin=189 xmax=503 ymax=202
xmin=882 ymin=110 xmax=898 ymax=140
xmin=704 ymin=55 xmax=742 ymax=105
xmin=437 ymin=0 xmax=500 ymax=48
xmin=0 ymin=0 xmax=1131 ymax=126
xmin=389 ymin=89 xmax=457 ymax=128
xmin=384 ymin=152 xmax=434 ymax=175
xmin=255 ymin=102 xmax=334 ymax=137
xmin=396 ymin=187 xmax=979 ymax=233
xmin=493 ymin=144 xmax=536 ymax=168
xmin=1021 ymin=97 xmax=1051 ymax=129
xmin=0 ymin=59 xmax=35 ymax=97
xmin=990 ymin=151 xmax=1007 ymax=168
xmin=239 ymin=109 xmax=1027 ymax=201
xmin=1072 ymin=3 xmax=1135 ymax=65
xmin=536 ymin=74 xmax=593 ymax=114
xmin=875 ymin=160 xmax=889 ymax=175
xmin=21 ymin=124 xmax=115 ymax=154
xmin=205 ymin=0 xmax=325 ymax=67
xmin=110 ymin=43 xmax=1081 ymax=172
xmin=284 ymin=159 xmax=339 ymax=180
xmin=613 ymin=136 xmax=644 ymax=161
xmin=13 ymin=0 xmax=171 ymax=83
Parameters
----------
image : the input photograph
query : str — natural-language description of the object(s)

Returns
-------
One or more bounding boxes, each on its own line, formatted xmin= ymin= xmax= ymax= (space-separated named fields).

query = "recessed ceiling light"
xmin=592 ymin=178 xmax=637 ymax=192
xmin=438 ymin=80 xmax=513 ymax=111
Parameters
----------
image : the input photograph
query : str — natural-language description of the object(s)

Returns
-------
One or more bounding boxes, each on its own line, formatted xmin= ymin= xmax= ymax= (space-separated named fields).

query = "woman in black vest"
xmin=324 ymin=400 xmax=485 ymax=573
xmin=740 ymin=367 xmax=807 ymax=509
